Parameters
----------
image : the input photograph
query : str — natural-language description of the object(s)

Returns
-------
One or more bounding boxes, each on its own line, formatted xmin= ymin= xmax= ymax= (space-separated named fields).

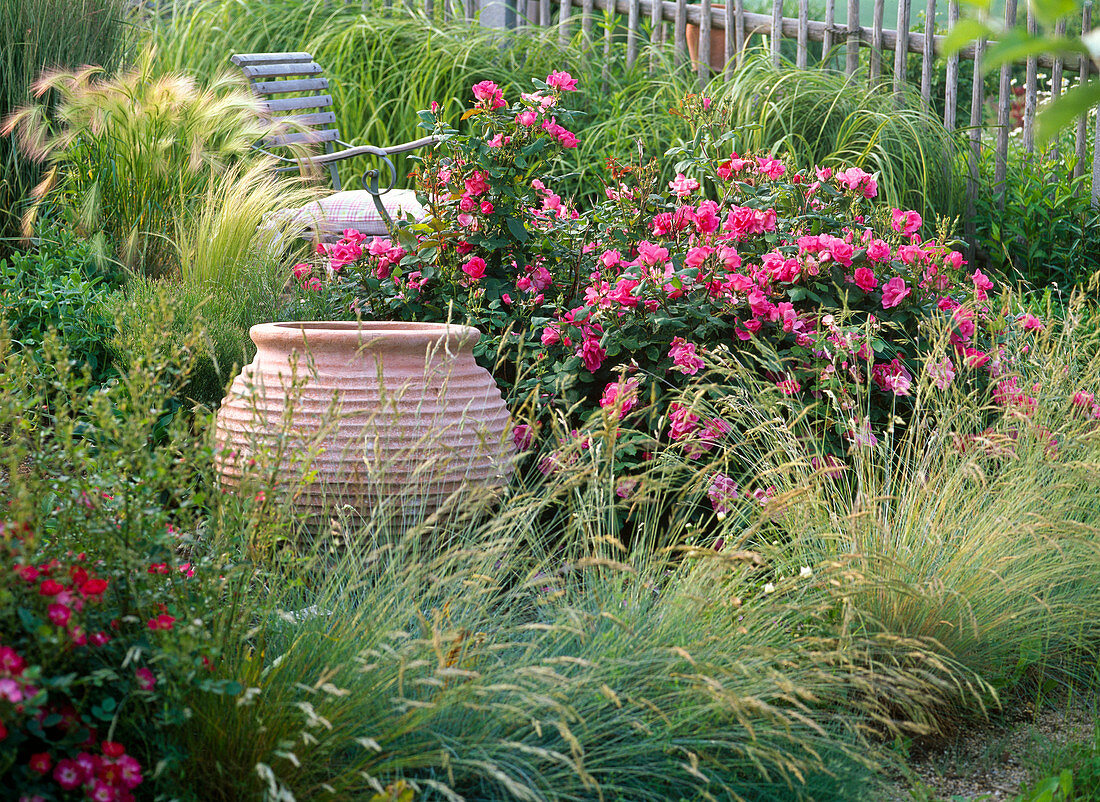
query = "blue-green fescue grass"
xmin=689 ymin=292 xmax=1100 ymax=706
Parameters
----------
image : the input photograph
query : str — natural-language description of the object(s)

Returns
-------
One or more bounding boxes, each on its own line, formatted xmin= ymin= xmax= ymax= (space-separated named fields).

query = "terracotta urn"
xmin=214 ymin=321 xmax=514 ymax=525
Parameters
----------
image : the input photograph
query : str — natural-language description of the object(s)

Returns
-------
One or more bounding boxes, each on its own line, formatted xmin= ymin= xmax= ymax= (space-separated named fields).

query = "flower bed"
xmin=294 ymin=73 xmax=1055 ymax=494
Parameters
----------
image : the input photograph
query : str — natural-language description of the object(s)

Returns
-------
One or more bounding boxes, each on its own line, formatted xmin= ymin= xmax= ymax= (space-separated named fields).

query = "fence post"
xmin=965 ymin=15 xmax=986 ymax=252
xmin=845 ymin=0 xmax=859 ymax=75
xmin=993 ymin=0 xmax=1017 ymax=205
xmin=823 ymin=0 xmax=836 ymax=64
xmin=649 ymin=0 xmax=663 ymax=75
xmin=626 ymin=0 xmax=640 ymax=66
xmin=892 ymin=0 xmax=910 ymax=99
xmin=919 ymin=0 xmax=936 ymax=106
xmin=771 ymin=0 xmax=783 ymax=67
xmin=675 ymin=0 xmax=688 ymax=66
xmin=870 ymin=0 xmax=884 ymax=84
xmin=797 ymin=0 xmax=809 ymax=67
xmin=944 ymin=0 xmax=959 ymax=129
xmin=1075 ymin=1 xmax=1092 ymax=180
xmin=732 ymin=0 xmax=745 ymax=69
xmin=700 ymin=0 xmax=713 ymax=85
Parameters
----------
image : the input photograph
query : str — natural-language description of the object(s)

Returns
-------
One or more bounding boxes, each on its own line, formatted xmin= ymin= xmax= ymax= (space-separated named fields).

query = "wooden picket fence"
xmin=408 ymin=0 xmax=1100 ymax=207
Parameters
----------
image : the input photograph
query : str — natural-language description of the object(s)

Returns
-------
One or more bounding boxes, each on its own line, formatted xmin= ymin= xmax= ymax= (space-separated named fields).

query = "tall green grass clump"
xmin=2 ymin=48 xmax=284 ymax=275
xmin=713 ymin=51 xmax=964 ymax=223
xmin=0 ymin=0 xmax=131 ymax=257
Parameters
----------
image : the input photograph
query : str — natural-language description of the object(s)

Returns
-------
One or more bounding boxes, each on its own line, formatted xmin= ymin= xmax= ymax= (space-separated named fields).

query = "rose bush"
xmin=294 ymin=74 xmax=1045 ymax=481
xmin=0 ymin=516 xmax=238 ymax=801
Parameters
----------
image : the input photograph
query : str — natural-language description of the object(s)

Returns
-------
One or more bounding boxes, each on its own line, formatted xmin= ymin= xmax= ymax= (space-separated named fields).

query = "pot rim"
xmin=250 ymin=321 xmax=482 ymax=350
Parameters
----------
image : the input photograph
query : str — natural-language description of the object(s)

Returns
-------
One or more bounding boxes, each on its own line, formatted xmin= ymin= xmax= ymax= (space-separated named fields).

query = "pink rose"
xmin=461 ymin=256 xmax=487 ymax=281
xmin=668 ymin=173 xmax=700 ymax=199
xmin=546 ymin=70 xmax=578 ymax=91
xmin=668 ymin=337 xmax=705 ymax=375
xmin=853 ymin=267 xmax=878 ymax=293
xmin=471 ymin=80 xmax=505 ymax=109
xmin=881 ymin=276 xmax=911 ymax=309
xmin=890 ymin=208 xmax=922 ymax=235
xmin=577 ymin=338 xmax=607 ymax=372
xmin=135 ymin=667 xmax=156 ymax=691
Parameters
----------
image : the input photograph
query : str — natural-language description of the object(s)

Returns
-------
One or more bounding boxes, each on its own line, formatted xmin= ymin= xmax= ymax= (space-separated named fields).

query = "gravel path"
xmin=885 ymin=703 xmax=1096 ymax=801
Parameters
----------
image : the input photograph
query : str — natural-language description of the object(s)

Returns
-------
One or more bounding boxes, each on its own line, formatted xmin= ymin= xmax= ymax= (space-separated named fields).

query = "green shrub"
xmin=970 ymin=136 xmax=1100 ymax=291
xmin=0 ymin=221 xmax=119 ymax=383
xmin=0 ymin=0 xmax=131 ymax=258
xmin=0 ymin=321 xmax=249 ymax=801
xmin=302 ymin=78 xmax=1010 ymax=484
xmin=106 ymin=273 xmax=295 ymax=409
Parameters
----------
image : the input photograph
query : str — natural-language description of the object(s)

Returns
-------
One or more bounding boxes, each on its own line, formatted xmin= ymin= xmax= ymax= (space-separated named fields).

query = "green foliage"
xmin=0 ymin=321 xmax=248 ymax=799
xmin=148 ymin=0 xmax=697 ymax=202
xmin=1018 ymin=724 xmax=1100 ymax=801
xmin=942 ymin=0 xmax=1099 ymax=143
xmin=106 ymin=272 xmax=300 ymax=409
xmin=0 ymin=221 xmax=120 ymax=383
xmin=0 ymin=0 xmax=131 ymax=258
xmin=970 ymin=137 xmax=1100 ymax=290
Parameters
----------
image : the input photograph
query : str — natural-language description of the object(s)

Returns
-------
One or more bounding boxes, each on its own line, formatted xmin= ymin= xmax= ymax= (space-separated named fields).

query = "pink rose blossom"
xmin=890 ymin=208 xmax=922 ymax=235
xmin=668 ymin=173 xmax=700 ymax=198
xmin=970 ymin=269 xmax=994 ymax=301
xmin=135 ymin=668 xmax=156 ymax=691
xmin=668 ymin=337 xmax=705 ymax=375
xmin=599 ymin=377 xmax=641 ymax=417
xmin=756 ymin=157 xmax=786 ymax=179
xmin=707 ymin=473 xmax=739 ymax=515
xmin=546 ymin=70 xmax=578 ymax=91
xmin=471 ymin=80 xmax=505 ymax=109
xmin=1018 ymin=313 xmax=1043 ymax=331
xmin=880 ymin=276 xmax=911 ymax=309
xmin=667 ymin=403 xmax=700 ymax=441
xmin=577 ymin=338 xmax=607 ymax=372
xmin=461 ymin=256 xmax=487 ymax=281
xmin=47 ymin=603 xmax=71 ymax=627
xmin=928 ymin=358 xmax=955 ymax=390
xmin=853 ymin=267 xmax=878 ymax=293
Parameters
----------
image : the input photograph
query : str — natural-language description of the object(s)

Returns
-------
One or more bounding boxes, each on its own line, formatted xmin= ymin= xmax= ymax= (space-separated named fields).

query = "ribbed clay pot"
xmin=214 ymin=321 xmax=513 ymax=525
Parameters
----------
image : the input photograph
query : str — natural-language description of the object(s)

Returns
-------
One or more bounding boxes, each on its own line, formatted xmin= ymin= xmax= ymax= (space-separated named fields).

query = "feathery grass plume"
xmin=2 ymin=47 xmax=281 ymax=275
xmin=711 ymin=50 xmax=964 ymax=224
xmin=174 ymin=157 xmax=319 ymax=289
xmin=0 ymin=0 xmax=131 ymax=257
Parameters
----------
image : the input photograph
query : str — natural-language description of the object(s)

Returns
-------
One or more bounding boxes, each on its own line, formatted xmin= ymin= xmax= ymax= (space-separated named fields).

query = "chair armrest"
xmin=300 ymin=135 xmax=440 ymax=167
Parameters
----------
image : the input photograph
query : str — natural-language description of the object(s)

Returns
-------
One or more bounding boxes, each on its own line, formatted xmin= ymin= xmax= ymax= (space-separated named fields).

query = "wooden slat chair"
xmin=231 ymin=51 xmax=437 ymax=242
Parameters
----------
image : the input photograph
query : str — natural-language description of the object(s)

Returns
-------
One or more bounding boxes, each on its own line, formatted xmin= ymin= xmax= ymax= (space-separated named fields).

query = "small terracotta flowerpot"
xmin=686 ymin=6 xmax=730 ymax=74
xmin=214 ymin=321 xmax=514 ymax=526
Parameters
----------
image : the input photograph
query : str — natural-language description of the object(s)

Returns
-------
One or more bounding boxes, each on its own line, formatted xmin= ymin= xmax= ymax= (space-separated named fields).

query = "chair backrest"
xmin=230 ymin=52 xmax=344 ymax=190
